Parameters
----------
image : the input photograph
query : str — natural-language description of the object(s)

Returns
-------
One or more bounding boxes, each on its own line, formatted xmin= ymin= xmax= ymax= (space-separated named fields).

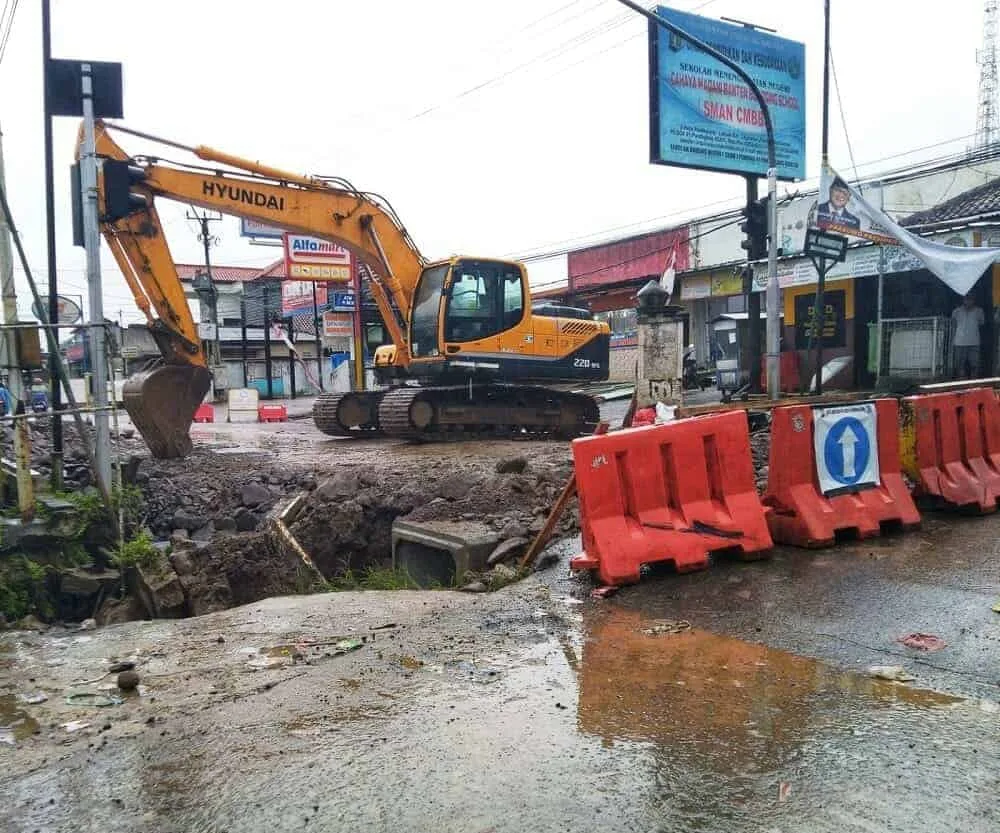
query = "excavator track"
xmin=376 ymin=384 xmax=600 ymax=441
xmin=312 ymin=391 xmax=384 ymax=437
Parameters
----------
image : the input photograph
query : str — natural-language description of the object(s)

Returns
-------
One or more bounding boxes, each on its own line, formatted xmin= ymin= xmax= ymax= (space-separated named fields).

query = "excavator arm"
xmin=90 ymin=122 xmax=422 ymax=359
xmin=84 ymin=122 xmax=427 ymax=456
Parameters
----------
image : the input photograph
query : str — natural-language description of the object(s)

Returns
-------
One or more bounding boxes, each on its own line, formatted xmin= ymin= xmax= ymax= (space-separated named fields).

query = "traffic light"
xmin=100 ymin=159 xmax=149 ymax=222
xmin=740 ymin=196 xmax=769 ymax=261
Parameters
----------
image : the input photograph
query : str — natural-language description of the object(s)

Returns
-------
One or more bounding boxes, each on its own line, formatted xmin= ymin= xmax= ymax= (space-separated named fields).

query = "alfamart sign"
xmin=282 ymin=234 xmax=353 ymax=281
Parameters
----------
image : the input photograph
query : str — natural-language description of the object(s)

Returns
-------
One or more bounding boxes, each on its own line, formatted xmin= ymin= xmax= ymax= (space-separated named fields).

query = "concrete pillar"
xmin=635 ymin=280 xmax=688 ymax=409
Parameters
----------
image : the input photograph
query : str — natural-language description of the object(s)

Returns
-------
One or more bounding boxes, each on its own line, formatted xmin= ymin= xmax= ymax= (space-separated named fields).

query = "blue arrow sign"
xmin=823 ymin=416 xmax=871 ymax=486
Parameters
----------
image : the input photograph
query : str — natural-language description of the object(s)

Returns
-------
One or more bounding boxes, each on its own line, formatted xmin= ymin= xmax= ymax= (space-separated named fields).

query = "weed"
xmin=114 ymin=529 xmax=161 ymax=571
xmin=320 ymin=566 xmax=422 ymax=592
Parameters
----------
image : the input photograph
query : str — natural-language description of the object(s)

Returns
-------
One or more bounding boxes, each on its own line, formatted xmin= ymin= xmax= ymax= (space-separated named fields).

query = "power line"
xmin=0 ymin=0 xmax=19 ymax=66
xmin=829 ymin=48 xmax=860 ymax=187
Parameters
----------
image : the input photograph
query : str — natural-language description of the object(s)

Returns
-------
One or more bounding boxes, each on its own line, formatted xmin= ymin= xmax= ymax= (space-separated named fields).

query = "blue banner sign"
xmin=331 ymin=291 xmax=356 ymax=312
xmin=648 ymin=7 xmax=806 ymax=180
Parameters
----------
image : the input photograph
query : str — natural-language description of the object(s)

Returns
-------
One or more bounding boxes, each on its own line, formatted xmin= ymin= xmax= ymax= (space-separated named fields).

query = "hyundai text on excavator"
xmin=87 ymin=122 xmax=610 ymax=457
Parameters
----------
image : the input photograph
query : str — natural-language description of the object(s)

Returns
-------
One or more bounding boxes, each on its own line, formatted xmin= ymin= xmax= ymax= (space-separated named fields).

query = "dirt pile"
xmin=136 ymin=451 xmax=317 ymax=539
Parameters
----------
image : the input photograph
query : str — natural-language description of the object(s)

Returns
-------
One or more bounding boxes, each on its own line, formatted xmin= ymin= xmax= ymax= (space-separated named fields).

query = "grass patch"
xmin=322 ymin=566 xmax=425 ymax=592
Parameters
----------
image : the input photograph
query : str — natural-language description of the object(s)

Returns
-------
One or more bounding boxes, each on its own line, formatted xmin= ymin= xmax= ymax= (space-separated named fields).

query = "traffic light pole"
xmin=615 ymin=0 xmax=781 ymax=398
xmin=80 ymin=64 xmax=112 ymax=493
xmin=41 ymin=0 xmax=63 ymax=489
xmin=744 ymin=176 xmax=762 ymax=393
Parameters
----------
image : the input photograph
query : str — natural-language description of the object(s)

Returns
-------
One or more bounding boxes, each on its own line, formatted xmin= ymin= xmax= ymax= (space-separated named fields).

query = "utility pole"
xmin=187 ymin=208 xmax=222 ymax=373
xmin=0 ymin=125 xmax=23 ymax=402
xmin=263 ymin=283 xmax=274 ymax=400
xmin=312 ymin=282 xmax=324 ymax=391
xmin=41 ymin=0 xmax=63 ymax=489
xmin=0 ymin=124 xmax=33 ymax=518
xmin=80 ymin=63 xmax=112 ymax=493
xmin=815 ymin=0 xmax=832 ymax=395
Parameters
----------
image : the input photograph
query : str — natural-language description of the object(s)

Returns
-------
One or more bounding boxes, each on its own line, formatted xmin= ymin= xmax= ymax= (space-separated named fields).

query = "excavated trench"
xmin=92 ymin=451 xmax=581 ymax=624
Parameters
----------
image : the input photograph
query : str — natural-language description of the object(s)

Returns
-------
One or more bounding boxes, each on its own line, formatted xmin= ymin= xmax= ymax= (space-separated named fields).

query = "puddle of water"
xmin=575 ymin=607 xmax=983 ymax=830
xmin=0 ymin=694 xmax=40 ymax=743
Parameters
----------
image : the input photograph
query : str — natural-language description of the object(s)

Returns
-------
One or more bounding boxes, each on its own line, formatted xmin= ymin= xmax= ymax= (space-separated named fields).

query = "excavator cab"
xmin=409 ymin=258 xmax=526 ymax=362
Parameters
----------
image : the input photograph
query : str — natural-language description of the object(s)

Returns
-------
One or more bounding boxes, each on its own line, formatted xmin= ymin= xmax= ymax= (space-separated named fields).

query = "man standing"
xmin=952 ymin=293 xmax=985 ymax=379
xmin=0 ymin=378 xmax=11 ymax=417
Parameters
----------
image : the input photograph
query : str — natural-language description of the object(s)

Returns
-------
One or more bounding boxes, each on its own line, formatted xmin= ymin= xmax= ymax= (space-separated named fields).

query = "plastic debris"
xmin=868 ymin=665 xmax=917 ymax=682
xmin=399 ymin=655 xmax=423 ymax=670
xmin=65 ymin=692 xmax=123 ymax=707
xmin=0 ymin=729 xmax=15 ymax=746
xmin=778 ymin=782 xmax=792 ymax=802
xmin=632 ymin=407 xmax=656 ymax=427
xmin=333 ymin=638 xmax=363 ymax=654
xmin=591 ymin=586 xmax=618 ymax=599
xmin=640 ymin=620 xmax=692 ymax=636
xmin=17 ymin=692 xmax=48 ymax=705
xmin=61 ymin=720 xmax=91 ymax=733
xmin=992 ymin=600 xmax=1000 ymax=614
xmin=897 ymin=633 xmax=946 ymax=652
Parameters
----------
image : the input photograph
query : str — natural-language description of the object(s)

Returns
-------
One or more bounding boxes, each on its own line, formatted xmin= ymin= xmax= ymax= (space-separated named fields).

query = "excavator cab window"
xmin=444 ymin=260 xmax=524 ymax=343
xmin=410 ymin=264 xmax=449 ymax=357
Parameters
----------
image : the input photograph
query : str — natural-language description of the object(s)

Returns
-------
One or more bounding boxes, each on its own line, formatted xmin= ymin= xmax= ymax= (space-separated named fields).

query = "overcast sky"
xmin=0 ymin=0 xmax=987 ymax=322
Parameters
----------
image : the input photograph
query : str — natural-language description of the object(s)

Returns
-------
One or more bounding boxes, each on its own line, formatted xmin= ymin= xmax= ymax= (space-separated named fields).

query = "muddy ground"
xmin=1 ymin=511 xmax=998 ymax=833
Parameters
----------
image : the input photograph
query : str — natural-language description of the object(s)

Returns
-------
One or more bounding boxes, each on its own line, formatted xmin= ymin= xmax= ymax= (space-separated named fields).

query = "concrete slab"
xmin=392 ymin=519 xmax=501 ymax=587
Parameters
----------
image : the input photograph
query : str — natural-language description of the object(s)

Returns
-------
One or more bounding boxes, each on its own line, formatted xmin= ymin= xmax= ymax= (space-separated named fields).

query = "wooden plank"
xmin=519 ymin=421 xmax=609 ymax=570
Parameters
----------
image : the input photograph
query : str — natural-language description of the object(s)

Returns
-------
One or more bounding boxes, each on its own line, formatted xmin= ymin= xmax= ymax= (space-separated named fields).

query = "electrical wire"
xmin=0 ymin=0 xmax=19 ymax=66
xmin=829 ymin=47 xmax=860 ymax=187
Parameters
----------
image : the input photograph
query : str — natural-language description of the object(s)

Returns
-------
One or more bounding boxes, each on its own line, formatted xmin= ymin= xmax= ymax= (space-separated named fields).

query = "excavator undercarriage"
xmin=313 ymin=384 xmax=600 ymax=441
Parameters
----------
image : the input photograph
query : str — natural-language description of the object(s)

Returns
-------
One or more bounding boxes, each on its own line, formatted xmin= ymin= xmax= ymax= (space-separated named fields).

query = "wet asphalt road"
xmin=2 ymin=515 xmax=999 ymax=832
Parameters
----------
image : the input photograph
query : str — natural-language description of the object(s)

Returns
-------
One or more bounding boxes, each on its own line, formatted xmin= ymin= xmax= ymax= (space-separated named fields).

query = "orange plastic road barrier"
xmin=570 ymin=410 xmax=772 ymax=586
xmin=900 ymin=388 xmax=1000 ymax=513
xmin=193 ymin=403 xmax=215 ymax=423
xmin=764 ymin=399 xmax=920 ymax=547
xmin=257 ymin=404 xmax=288 ymax=423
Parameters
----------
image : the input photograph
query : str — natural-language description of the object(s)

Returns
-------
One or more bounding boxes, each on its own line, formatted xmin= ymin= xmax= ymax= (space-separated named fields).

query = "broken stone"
xmin=16 ymin=615 xmax=47 ymax=631
xmin=172 ymin=509 xmax=206 ymax=532
xmin=498 ymin=519 xmax=528 ymax=540
xmin=117 ymin=670 xmax=140 ymax=691
xmin=315 ymin=471 xmax=360 ymax=501
xmin=240 ymin=482 xmax=272 ymax=509
xmin=169 ymin=550 xmax=194 ymax=577
xmin=487 ymin=537 xmax=529 ymax=566
xmin=132 ymin=565 xmax=188 ymax=619
xmin=191 ymin=522 xmax=216 ymax=542
xmin=495 ymin=456 xmax=528 ymax=474
xmin=214 ymin=517 xmax=237 ymax=533
xmin=234 ymin=507 xmax=258 ymax=532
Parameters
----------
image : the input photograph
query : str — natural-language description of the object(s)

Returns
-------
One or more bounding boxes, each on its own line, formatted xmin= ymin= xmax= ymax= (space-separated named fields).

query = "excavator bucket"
xmin=122 ymin=364 xmax=213 ymax=459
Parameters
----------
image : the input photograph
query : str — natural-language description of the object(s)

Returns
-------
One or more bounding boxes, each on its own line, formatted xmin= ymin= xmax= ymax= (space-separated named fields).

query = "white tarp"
xmin=816 ymin=165 xmax=1000 ymax=296
xmin=813 ymin=403 xmax=880 ymax=495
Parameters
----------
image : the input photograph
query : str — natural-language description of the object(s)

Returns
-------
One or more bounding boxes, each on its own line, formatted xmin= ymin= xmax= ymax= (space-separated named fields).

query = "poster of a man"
xmin=817 ymin=176 xmax=860 ymax=230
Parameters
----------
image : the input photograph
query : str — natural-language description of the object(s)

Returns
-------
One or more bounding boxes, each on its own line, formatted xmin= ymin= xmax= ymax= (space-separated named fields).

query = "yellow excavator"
xmin=86 ymin=122 xmax=610 ymax=457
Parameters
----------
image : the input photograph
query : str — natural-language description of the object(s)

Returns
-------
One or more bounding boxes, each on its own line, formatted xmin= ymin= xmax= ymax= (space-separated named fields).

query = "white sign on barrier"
xmin=227 ymin=387 xmax=260 ymax=424
xmin=813 ymin=403 xmax=880 ymax=495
